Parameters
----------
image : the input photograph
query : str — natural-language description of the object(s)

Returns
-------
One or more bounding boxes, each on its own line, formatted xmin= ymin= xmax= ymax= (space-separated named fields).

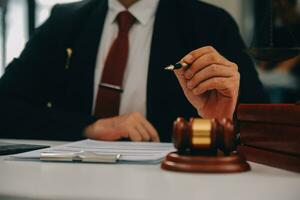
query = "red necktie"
xmin=94 ymin=11 xmax=135 ymax=118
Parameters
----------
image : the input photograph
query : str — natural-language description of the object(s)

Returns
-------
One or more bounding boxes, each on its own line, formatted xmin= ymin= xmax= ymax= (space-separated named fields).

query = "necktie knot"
xmin=117 ymin=11 xmax=135 ymax=34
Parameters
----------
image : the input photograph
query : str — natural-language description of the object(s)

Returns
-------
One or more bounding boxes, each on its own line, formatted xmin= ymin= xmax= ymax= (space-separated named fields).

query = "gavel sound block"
xmin=161 ymin=118 xmax=250 ymax=173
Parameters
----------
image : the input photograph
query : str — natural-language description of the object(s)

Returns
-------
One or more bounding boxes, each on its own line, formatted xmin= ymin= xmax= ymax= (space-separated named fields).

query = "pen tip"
xmin=164 ymin=65 xmax=175 ymax=71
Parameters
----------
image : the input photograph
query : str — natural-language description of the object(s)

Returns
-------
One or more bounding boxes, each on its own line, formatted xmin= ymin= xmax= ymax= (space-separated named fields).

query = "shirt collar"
xmin=108 ymin=0 xmax=160 ymax=25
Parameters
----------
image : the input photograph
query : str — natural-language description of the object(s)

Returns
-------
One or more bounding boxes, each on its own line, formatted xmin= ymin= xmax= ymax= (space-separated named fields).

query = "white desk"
xmin=0 ymin=139 xmax=300 ymax=200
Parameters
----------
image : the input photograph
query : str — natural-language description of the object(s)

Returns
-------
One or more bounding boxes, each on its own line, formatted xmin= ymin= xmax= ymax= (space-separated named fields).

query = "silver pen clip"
xmin=40 ymin=151 xmax=121 ymax=163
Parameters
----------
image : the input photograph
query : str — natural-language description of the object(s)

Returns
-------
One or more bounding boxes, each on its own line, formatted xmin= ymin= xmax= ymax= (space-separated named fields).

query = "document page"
xmin=12 ymin=139 xmax=175 ymax=164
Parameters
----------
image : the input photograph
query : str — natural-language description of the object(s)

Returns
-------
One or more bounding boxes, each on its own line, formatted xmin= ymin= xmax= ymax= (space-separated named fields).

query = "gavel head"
xmin=173 ymin=118 xmax=235 ymax=155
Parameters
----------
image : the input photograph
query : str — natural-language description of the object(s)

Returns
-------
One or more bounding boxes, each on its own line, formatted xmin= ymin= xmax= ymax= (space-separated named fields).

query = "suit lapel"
xmin=65 ymin=0 xmax=108 ymax=115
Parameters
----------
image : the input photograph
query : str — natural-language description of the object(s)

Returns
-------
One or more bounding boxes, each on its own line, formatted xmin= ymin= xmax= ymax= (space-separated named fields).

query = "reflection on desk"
xmin=1 ymin=139 xmax=300 ymax=200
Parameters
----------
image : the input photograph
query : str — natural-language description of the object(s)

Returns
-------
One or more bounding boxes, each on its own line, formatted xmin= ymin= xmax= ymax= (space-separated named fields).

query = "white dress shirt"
xmin=93 ymin=0 xmax=160 ymax=116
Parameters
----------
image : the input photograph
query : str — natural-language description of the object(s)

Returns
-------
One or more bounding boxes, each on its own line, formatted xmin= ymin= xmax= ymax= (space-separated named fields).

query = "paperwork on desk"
xmin=11 ymin=139 xmax=175 ymax=164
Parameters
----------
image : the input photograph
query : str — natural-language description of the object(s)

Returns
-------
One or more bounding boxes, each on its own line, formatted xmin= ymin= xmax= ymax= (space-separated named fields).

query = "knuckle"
xmin=190 ymin=67 xmax=198 ymax=75
xmin=191 ymin=51 xmax=197 ymax=57
xmin=222 ymin=77 xmax=228 ymax=84
xmin=188 ymin=79 xmax=195 ymax=87
xmin=125 ymin=117 xmax=132 ymax=124
xmin=217 ymin=58 xmax=223 ymax=64
xmin=184 ymin=69 xmax=194 ymax=79
xmin=210 ymin=53 xmax=221 ymax=63
xmin=231 ymin=62 xmax=239 ymax=71
xmin=207 ymin=46 xmax=215 ymax=51
xmin=210 ymin=64 xmax=218 ymax=73
xmin=188 ymin=51 xmax=198 ymax=60
xmin=214 ymin=55 xmax=223 ymax=63
xmin=232 ymin=76 xmax=237 ymax=83
xmin=208 ymin=54 xmax=215 ymax=62
xmin=225 ymin=78 xmax=231 ymax=86
xmin=212 ymin=77 xmax=218 ymax=84
xmin=213 ymin=78 xmax=220 ymax=87
xmin=236 ymin=72 xmax=240 ymax=80
xmin=228 ymin=88 xmax=235 ymax=97
xmin=193 ymin=88 xmax=199 ymax=95
xmin=131 ymin=112 xmax=140 ymax=119
xmin=194 ymin=84 xmax=203 ymax=94
xmin=212 ymin=78 xmax=226 ymax=88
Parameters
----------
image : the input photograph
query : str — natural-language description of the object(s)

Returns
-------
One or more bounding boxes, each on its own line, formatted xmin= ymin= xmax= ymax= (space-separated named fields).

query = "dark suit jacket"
xmin=0 ymin=0 xmax=269 ymax=142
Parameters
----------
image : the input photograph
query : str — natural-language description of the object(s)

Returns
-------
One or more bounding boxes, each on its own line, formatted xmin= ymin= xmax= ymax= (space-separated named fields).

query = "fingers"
xmin=127 ymin=126 xmax=143 ymax=142
xmin=182 ymin=48 xmax=234 ymax=80
xmin=175 ymin=46 xmax=239 ymax=98
xmin=127 ymin=113 xmax=160 ymax=142
xmin=186 ymin=54 xmax=233 ymax=79
xmin=133 ymin=123 xmax=150 ymax=141
xmin=85 ymin=123 xmax=129 ymax=141
xmin=182 ymin=46 xmax=217 ymax=64
xmin=186 ymin=64 xmax=236 ymax=90
xmin=96 ymin=128 xmax=127 ymax=141
xmin=192 ymin=76 xmax=239 ymax=97
xmin=174 ymin=46 xmax=215 ymax=77
xmin=139 ymin=117 xmax=160 ymax=142
xmin=172 ymin=46 xmax=240 ymax=121
xmin=84 ymin=112 xmax=160 ymax=142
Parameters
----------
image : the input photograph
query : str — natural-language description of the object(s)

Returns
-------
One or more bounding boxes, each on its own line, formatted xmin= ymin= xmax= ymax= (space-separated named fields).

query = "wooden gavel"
xmin=173 ymin=118 xmax=236 ymax=155
xmin=161 ymin=117 xmax=250 ymax=173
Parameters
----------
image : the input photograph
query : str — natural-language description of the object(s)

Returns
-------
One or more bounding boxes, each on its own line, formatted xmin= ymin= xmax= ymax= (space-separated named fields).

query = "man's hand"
xmin=84 ymin=112 xmax=160 ymax=142
xmin=174 ymin=46 xmax=240 ymax=120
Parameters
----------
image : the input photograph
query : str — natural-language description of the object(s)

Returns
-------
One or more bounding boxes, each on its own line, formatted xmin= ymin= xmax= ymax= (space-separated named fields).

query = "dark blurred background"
xmin=0 ymin=0 xmax=299 ymax=103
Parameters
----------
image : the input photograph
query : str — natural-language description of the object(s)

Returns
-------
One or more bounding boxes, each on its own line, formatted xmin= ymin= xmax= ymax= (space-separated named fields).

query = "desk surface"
xmin=0 ymin=139 xmax=300 ymax=200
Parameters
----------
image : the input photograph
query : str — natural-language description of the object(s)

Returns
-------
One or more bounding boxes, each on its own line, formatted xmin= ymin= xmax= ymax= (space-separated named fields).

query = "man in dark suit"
xmin=0 ymin=0 xmax=269 ymax=142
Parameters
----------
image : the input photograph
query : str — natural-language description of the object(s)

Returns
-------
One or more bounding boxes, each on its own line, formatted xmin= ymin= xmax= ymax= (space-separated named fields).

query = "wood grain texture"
xmin=237 ymin=145 xmax=300 ymax=173
xmin=240 ymin=122 xmax=300 ymax=156
xmin=237 ymin=104 xmax=300 ymax=126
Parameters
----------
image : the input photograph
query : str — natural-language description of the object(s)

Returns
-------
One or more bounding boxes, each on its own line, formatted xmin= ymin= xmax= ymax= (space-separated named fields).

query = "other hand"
xmin=84 ymin=112 xmax=160 ymax=142
xmin=174 ymin=46 xmax=240 ymax=120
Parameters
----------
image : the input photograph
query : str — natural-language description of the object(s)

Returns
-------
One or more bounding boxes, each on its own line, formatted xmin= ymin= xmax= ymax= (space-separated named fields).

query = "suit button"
xmin=47 ymin=102 xmax=53 ymax=108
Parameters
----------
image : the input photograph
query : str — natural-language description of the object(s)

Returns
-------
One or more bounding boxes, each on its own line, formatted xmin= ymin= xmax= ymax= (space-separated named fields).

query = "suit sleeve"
xmin=0 ymin=5 xmax=97 ymax=141
xmin=214 ymin=10 xmax=270 ymax=104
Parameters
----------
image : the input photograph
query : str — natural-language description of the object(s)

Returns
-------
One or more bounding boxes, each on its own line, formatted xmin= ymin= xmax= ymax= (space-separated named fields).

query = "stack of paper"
xmin=12 ymin=139 xmax=175 ymax=164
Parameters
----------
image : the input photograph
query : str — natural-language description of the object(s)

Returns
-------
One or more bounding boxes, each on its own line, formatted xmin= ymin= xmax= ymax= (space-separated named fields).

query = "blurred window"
xmin=36 ymin=0 xmax=82 ymax=26
xmin=1 ymin=0 xmax=81 ymax=75
xmin=4 ymin=0 xmax=27 ymax=74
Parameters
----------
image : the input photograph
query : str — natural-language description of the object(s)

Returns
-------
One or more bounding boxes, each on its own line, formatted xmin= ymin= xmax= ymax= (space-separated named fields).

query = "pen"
xmin=40 ymin=151 xmax=121 ymax=163
xmin=164 ymin=62 xmax=190 ymax=71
